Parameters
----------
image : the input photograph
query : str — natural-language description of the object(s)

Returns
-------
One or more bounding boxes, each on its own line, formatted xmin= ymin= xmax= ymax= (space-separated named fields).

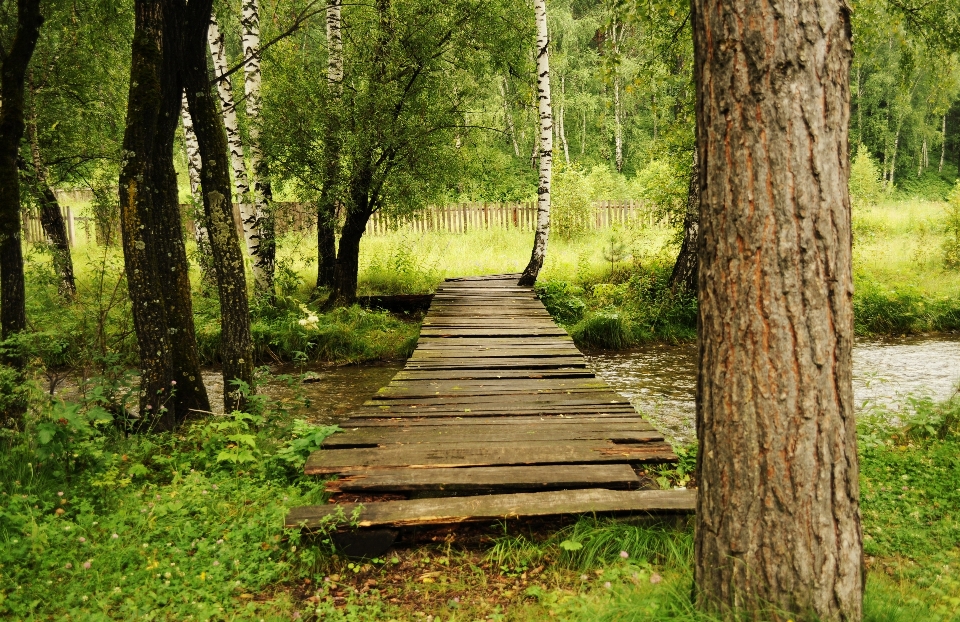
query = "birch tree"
xmin=316 ymin=0 xmax=342 ymax=290
xmin=517 ymin=0 xmax=553 ymax=287
xmin=184 ymin=3 xmax=256 ymax=412
xmin=180 ymin=96 xmax=215 ymax=287
xmin=240 ymin=0 xmax=276 ymax=296
xmin=208 ymin=17 xmax=255 ymax=262
xmin=692 ymin=0 xmax=862 ymax=618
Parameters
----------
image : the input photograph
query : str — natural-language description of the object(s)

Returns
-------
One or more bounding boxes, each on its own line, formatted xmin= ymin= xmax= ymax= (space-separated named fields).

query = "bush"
xmin=849 ymin=147 xmax=884 ymax=209
xmin=943 ymin=181 xmax=960 ymax=268
xmin=571 ymin=312 xmax=630 ymax=349
xmin=552 ymin=164 xmax=593 ymax=239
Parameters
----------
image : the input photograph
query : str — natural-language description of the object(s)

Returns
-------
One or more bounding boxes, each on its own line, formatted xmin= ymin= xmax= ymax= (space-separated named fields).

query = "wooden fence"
xmin=361 ymin=200 xmax=651 ymax=235
xmin=21 ymin=199 xmax=653 ymax=247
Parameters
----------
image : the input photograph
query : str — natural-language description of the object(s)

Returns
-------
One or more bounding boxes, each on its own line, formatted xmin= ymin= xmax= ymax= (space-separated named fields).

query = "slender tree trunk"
xmin=941 ymin=115 xmax=947 ymax=173
xmin=180 ymin=95 xmax=215 ymax=288
xmin=692 ymin=0 xmax=862 ymax=619
xmin=26 ymin=78 xmax=75 ymax=299
xmin=581 ymin=108 xmax=586 ymax=155
xmin=918 ymin=138 xmax=926 ymax=176
xmin=208 ymin=17 xmax=256 ymax=258
xmin=668 ymin=147 xmax=699 ymax=295
xmin=241 ymin=0 xmax=275 ymax=297
xmin=518 ymin=0 xmax=553 ymax=287
xmin=184 ymin=4 xmax=255 ymax=412
xmin=329 ymin=160 xmax=374 ymax=306
xmin=559 ymin=74 xmax=570 ymax=164
xmin=501 ymin=76 xmax=520 ymax=157
xmin=0 ymin=0 xmax=42 ymax=376
xmin=316 ymin=0 xmax=342 ymax=291
xmin=120 ymin=0 xmax=210 ymax=428
xmin=610 ymin=20 xmax=624 ymax=173
xmin=889 ymin=125 xmax=901 ymax=188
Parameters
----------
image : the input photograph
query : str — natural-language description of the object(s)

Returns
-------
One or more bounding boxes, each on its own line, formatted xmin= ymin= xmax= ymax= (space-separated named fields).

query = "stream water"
xmin=154 ymin=335 xmax=960 ymax=445
xmin=584 ymin=335 xmax=960 ymax=444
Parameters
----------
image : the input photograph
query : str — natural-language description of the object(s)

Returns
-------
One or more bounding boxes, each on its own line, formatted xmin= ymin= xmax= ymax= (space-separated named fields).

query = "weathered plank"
xmin=325 ymin=464 xmax=642 ymax=492
xmin=286 ymin=489 xmax=696 ymax=528
xmin=304 ymin=440 xmax=677 ymax=474
xmin=321 ymin=425 xmax=662 ymax=447
xmin=340 ymin=415 xmax=653 ymax=427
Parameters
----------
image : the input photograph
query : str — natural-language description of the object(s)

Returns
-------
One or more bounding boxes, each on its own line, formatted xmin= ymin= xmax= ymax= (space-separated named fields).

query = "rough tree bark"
xmin=668 ymin=147 xmax=698 ymax=295
xmin=179 ymin=95 xmax=215 ymax=288
xmin=316 ymin=0 xmax=343 ymax=291
xmin=241 ymin=0 xmax=276 ymax=297
xmin=692 ymin=0 xmax=862 ymax=619
xmin=329 ymin=160 xmax=374 ymax=306
xmin=208 ymin=17 xmax=257 ymax=262
xmin=184 ymin=2 xmax=255 ymax=412
xmin=0 ymin=0 xmax=42 ymax=373
xmin=518 ymin=0 xmax=553 ymax=287
xmin=26 ymin=81 xmax=76 ymax=299
xmin=119 ymin=0 xmax=210 ymax=428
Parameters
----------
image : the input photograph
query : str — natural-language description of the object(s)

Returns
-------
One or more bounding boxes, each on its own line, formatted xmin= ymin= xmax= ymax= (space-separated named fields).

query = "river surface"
xmin=135 ymin=335 xmax=960 ymax=444
xmin=584 ymin=335 xmax=960 ymax=444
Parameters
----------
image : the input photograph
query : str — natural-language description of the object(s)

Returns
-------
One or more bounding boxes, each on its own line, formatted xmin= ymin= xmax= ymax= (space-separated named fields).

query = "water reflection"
xmin=585 ymin=335 xmax=960 ymax=445
xmin=201 ymin=362 xmax=404 ymax=422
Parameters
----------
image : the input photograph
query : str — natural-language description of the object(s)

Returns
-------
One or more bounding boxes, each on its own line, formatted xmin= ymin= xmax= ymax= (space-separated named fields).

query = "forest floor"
xmin=1 ymin=381 xmax=958 ymax=620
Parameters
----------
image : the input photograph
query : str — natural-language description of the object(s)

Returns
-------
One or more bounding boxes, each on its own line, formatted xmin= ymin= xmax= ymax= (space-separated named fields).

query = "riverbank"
xmin=2 ymin=378 xmax=957 ymax=620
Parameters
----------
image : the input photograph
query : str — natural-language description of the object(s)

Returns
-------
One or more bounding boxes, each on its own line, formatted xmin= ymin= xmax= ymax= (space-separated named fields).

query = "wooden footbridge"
xmin=286 ymin=275 xmax=695 ymax=530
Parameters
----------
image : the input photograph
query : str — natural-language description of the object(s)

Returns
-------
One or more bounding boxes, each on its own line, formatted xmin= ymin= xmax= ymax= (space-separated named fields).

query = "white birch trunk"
xmin=611 ymin=21 xmax=624 ymax=172
xmin=518 ymin=0 xmax=553 ymax=287
xmin=889 ymin=127 xmax=900 ymax=189
xmin=241 ymin=0 xmax=274 ymax=294
xmin=180 ymin=95 xmax=214 ymax=283
xmin=327 ymin=0 xmax=343 ymax=88
xmin=208 ymin=18 xmax=257 ymax=265
xmin=941 ymin=115 xmax=947 ymax=173
xmin=559 ymin=74 xmax=570 ymax=164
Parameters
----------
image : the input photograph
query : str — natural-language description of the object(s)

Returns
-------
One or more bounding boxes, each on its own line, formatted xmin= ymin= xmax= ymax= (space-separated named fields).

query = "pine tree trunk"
xmin=180 ymin=95 xmax=215 ymax=288
xmin=692 ymin=0 xmax=862 ymax=619
xmin=26 ymin=81 xmax=76 ymax=299
xmin=518 ymin=0 xmax=553 ymax=287
xmin=184 ymin=5 xmax=255 ymax=412
xmin=120 ymin=0 xmax=210 ymax=428
xmin=208 ymin=17 xmax=257 ymax=260
xmin=0 ymin=0 xmax=42 ymax=376
xmin=241 ymin=0 xmax=275 ymax=297
xmin=668 ymin=147 xmax=699 ymax=295
xmin=316 ymin=0 xmax=343 ymax=291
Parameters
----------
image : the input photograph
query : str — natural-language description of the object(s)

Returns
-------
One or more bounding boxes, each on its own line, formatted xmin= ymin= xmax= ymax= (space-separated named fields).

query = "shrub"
xmin=552 ymin=164 xmax=593 ymax=239
xmin=849 ymin=147 xmax=884 ymax=209
xmin=943 ymin=181 xmax=960 ymax=268
xmin=571 ymin=312 xmax=630 ymax=349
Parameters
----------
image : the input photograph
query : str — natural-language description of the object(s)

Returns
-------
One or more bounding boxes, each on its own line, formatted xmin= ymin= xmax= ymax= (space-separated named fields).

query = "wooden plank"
xmin=322 ymin=426 xmax=662 ymax=447
xmin=350 ymin=405 xmax=639 ymax=418
xmin=286 ymin=489 xmax=696 ymax=528
xmin=304 ymin=440 xmax=676 ymax=474
xmin=362 ymin=394 xmax=631 ymax=407
xmin=391 ymin=369 xmax=596 ymax=381
xmin=325 ymin=464 xmax=642 ymax=492
xmin=341 ymin=415 xmax=651 ymax=427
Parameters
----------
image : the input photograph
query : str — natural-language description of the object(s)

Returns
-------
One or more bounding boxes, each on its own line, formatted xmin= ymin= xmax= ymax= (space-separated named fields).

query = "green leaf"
xmin=559 ymin=539 xmax=583 ymax=551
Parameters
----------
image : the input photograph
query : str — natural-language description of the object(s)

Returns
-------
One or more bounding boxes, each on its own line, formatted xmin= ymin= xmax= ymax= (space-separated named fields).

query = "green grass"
xmin=3 ymin=378 xmax=959 ymax=619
